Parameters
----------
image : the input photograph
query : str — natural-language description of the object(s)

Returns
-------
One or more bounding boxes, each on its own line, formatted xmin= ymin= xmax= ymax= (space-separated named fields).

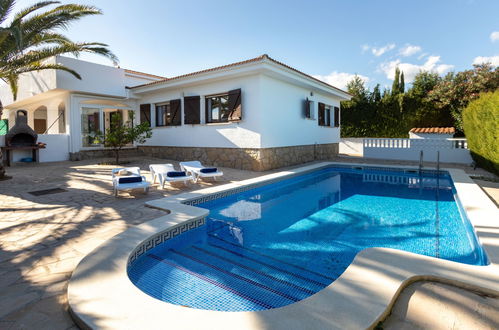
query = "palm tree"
xmin=0 ymin=0 xmax=118 ymax=179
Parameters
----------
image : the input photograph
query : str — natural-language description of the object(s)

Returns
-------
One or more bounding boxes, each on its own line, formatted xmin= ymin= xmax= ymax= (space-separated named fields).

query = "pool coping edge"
xmin=67 ymin=162 xmax=499 ymax=330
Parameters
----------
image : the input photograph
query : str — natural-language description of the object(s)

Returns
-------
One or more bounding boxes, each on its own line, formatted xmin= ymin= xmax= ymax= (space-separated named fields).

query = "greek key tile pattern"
xmin=128 ymin=217 xmax=205 ymax=265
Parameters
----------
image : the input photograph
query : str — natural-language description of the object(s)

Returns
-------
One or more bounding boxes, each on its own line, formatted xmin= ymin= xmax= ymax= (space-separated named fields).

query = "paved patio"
xmin=0 ymin=157 xmax=497 ymax=329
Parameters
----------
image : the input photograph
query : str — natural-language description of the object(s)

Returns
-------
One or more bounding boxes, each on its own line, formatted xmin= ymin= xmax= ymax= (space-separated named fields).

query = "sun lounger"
xmin=179 ymin=161 xmax=223 ymax=183
xmin=111 ymin=167 xmax=150 ymax=197
xmin=149 ymin=164 xmax=194 ymax=188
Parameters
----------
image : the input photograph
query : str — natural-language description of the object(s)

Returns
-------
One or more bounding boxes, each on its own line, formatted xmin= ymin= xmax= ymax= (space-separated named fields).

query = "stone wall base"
xmin=138 ymin=144 xmax=338 ymax=171
xmin=70 ymin=148 xmax=142 ymax=161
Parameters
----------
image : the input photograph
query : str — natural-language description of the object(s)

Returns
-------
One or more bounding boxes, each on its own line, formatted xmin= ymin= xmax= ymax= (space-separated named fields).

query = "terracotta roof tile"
xmin=409 ymin=127 xmax=455 ymax=134
xmin=130 ymin=54 xmax=350 ymax=95
xmin=124 ymin=69 xmax=165 ymax=80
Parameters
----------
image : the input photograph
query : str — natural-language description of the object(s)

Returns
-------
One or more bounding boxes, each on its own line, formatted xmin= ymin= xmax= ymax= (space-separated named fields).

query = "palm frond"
xmin=6 ymin=74 xmax=19 ymax=101
xmin=0 ymin=0 xmax=15 ymax=25
xmin=13 ymin=1 xmax=59 ymax=21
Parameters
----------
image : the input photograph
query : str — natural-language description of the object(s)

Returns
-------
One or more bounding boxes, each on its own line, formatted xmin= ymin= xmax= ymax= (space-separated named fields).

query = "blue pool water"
xmin=128 ymin=167 xmax=487 ymax=312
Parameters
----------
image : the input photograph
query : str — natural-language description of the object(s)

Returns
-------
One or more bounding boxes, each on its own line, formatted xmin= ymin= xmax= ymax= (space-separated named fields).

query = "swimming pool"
xmin=128 ymin=166 xmax=488 ymax=312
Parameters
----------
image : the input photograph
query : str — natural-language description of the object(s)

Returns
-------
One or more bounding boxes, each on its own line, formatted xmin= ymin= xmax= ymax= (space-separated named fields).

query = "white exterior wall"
xmin=56 ymin=57 xmax=126 ymax=97
xmin=139 ymin=74 xmax=263 ymax=149
xmin=259 ymin=75 xmax=341 ymax=148
xmin=0 ymin=134 xmax=69 ymax=162
xmin=339 ymin=138 xmax=364 ymax=155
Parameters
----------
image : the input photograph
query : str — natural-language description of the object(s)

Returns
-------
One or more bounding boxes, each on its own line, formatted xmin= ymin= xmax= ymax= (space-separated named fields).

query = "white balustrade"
xmin=362 ymin=138 xmax=472 ymax=164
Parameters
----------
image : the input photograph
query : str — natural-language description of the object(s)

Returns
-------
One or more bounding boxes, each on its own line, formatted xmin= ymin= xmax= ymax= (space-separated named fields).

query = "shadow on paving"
xmin=0 ymin=157 xmax=258 ymax=329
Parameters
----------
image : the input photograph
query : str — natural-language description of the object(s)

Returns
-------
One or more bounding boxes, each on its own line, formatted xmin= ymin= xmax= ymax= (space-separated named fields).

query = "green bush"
xmin=462 ymin=90 xmax=499 ymax=175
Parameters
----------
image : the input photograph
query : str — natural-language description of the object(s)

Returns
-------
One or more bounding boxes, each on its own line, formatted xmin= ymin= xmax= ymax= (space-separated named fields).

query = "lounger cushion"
xmin=200 ymin=167 xmax=218 ymax=174
xmin=118 ymin=176 xmax=142 ymax=184
xmin=166 ymin=171 xmax=187 ymax=178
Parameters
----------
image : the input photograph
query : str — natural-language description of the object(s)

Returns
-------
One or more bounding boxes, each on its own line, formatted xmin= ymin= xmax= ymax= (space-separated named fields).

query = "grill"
xmin=1 ymin=110 xmax=43 ymax=166
xmin=5 ymin=110 xmax=38 ymax=147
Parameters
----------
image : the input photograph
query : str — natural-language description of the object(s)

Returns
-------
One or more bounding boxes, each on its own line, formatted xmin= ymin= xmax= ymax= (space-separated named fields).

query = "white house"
xmin=0 ymin=54 xmax=351 ymax=170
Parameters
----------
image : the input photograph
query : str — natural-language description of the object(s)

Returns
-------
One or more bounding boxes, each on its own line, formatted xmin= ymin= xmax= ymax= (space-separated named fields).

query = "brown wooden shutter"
xmin=228 ymin=89 xmax=242 ymax=121
xmin=139 ymin=104 xmax=151 ymax=127
xmin=318 ymin=102 xmax=325 ymax=126
xmin=170 ymin=99 xmax=181 ymax=126
xmin=184 ymin=96 xmax=200 ymax=124
xmin=304 ymin=98 xmax=311 ymax=118
xmin=334 ymin=106 xmax=340 ymax=127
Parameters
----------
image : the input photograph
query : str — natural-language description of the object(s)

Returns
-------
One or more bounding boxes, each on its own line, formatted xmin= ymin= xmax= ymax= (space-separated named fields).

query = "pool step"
xmin=164 ymin=249 xmax=297 ymax=309
xmin=207 ymin=233 xmax=339 ymax=284
xmin=129 ymin=253 xmax=272 ymax=311
xmin=187 ymin=245 xmax=316 ymax=297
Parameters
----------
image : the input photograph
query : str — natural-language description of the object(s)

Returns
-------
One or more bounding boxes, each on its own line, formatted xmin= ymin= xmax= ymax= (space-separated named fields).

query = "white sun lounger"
xmin=179 ymin=161 xmax=224 ymax=183
xmin=149 ymin=164 xmax=194 ymax=188
xmin=112 ymin=167 xmax=150 ymax=197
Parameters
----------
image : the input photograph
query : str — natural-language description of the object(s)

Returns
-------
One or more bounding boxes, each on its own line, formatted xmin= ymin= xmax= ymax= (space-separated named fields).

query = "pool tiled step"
xmin=186 ymin=245 xmax=315 ymax=299
xmin=165 ymin=249 xmax=297 ymax=309
xmin=207 ymin=234 xmax=336 ymax=285
xmin=128 ymin=253 xmax=269 ymax=311
xmin=202 ymin=240 xmax=328 ymax=291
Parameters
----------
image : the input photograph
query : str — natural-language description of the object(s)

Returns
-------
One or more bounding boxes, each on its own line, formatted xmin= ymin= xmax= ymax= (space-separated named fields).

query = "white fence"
xmin=0 ymin=134 xmax=69 ymax=163
xmin=363 ymin=138 xmax=473 ymax=164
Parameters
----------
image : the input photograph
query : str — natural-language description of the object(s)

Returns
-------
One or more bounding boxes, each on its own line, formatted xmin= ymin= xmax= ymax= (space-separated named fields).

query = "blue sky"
xmin=14 ymin=0 xmax=499 ymax=90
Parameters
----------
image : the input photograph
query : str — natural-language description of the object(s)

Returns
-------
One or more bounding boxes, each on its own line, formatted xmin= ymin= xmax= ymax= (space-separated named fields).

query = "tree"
xmin=100 ymin=112 xmax=152 ymax=165
xmin=346 ymin=75 xmax=368 ymax=101
xmin=427 ymin=63 xmax=499 ymax=130
xmin=399 ymin=71 xmax=405 ymax=94
xmin=0 ymin=0 xmax=117 ymax=179
xmin=392 ymin=67 xmax=400 ymax=95
xmin=462 ymin=90 xmax=499 ymax=174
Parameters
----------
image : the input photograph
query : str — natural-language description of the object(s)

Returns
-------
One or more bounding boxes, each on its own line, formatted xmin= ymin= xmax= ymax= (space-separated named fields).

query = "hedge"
xmin=462 ymin=90 xmax=499 ymax=175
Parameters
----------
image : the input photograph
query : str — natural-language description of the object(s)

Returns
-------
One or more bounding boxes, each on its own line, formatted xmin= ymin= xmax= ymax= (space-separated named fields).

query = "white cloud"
xmin=313 ymin=72 xmax=369 ymax=90
xmin=473 ymin=55 xmax=499 ymax=66
xmin=371 ymin=44 xmax=395 ymax=56
xmin=490 ymin=31 xmax=499 ymax=42
xmin=399 ymin=44 xmax=422 ymax=57
xmin=417 ymin=52 xmax=428 ymax=60
xmin=361 ymin=43 xmax=395 ymax=56
xmin=379 ymin=55 xmax=454 ymax=82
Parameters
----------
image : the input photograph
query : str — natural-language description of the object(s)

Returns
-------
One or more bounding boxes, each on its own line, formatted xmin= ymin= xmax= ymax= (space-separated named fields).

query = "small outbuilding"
xmin=409 ymin=127 xmax=455 ymax=139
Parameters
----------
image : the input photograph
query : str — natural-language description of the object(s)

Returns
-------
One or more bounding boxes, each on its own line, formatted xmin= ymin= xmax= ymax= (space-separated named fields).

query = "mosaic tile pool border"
xmin=128 ymin=217 xmax=206 ymax=265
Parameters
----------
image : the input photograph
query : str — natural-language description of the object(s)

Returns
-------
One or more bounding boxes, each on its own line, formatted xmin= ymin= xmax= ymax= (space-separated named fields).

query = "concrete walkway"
xmin=0 ymin=157 xmax=497 ymax=329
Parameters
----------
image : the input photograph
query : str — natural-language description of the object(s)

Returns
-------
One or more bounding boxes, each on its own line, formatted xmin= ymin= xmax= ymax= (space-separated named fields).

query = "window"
xmin=140 ymin=104 xmax=151 ymax=126
xmin=206 ymin=94 xmax=230 ymax=123
xmin=81 ymin=108 xmax=100 ymax=147
xmin=304 ymin=98 xmax=312 ymax=119
xmin=205 ymin=89 xmax=242 ymax=123
xmin=334 ymin=106 xmax=340 ymax=127
xmin=155 ymin=99 xmax=181 ymax=127
xmin=318 ymin=102 xmax=331 ymax=126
